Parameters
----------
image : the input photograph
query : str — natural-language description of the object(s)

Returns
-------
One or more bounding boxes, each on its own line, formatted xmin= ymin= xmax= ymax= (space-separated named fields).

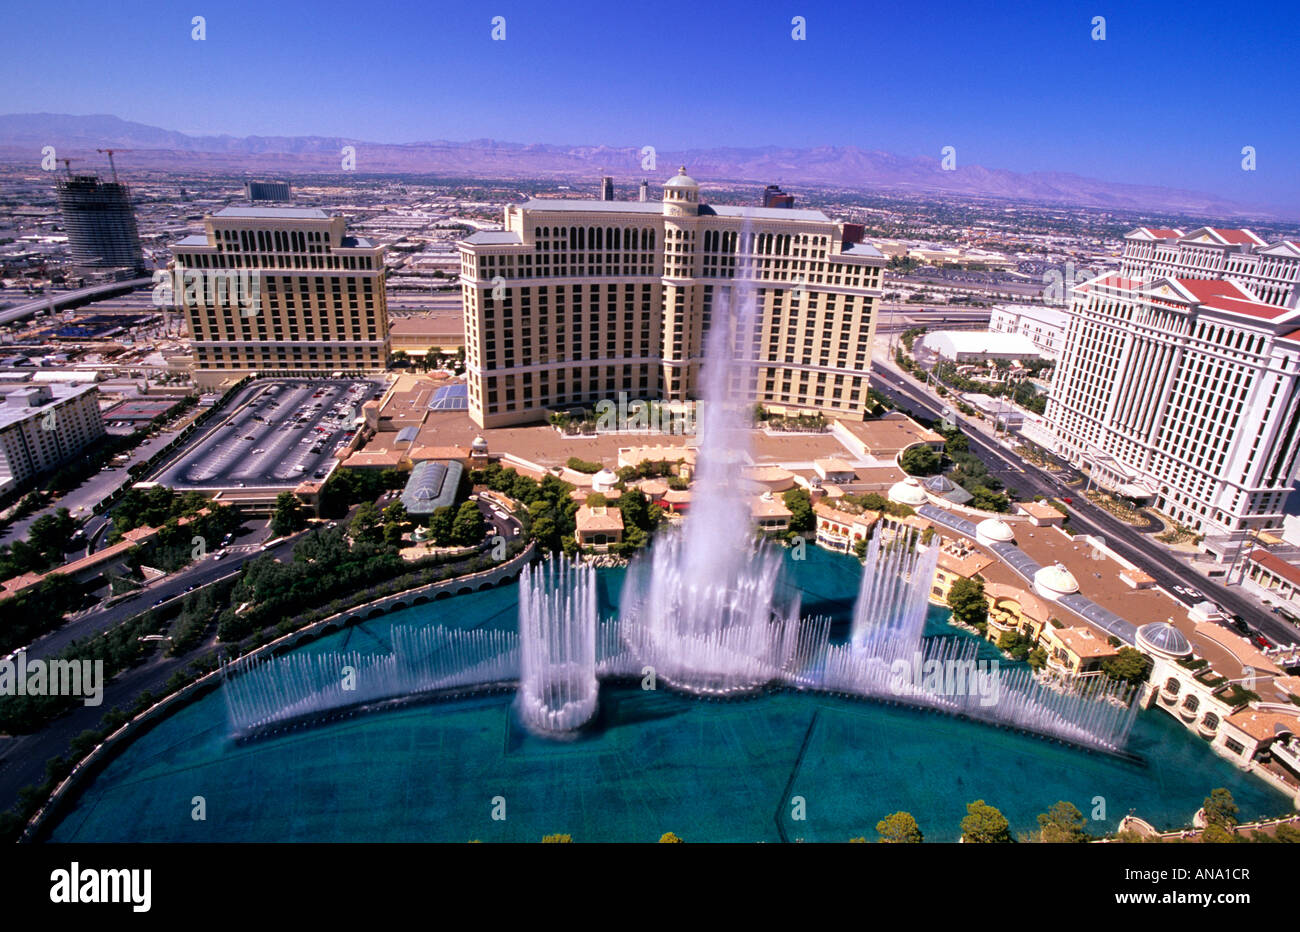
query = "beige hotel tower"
xmin=172 ymin=207 xmax=389 ymax=388
xmin=457 ymin=168 xmax=886 ymax=428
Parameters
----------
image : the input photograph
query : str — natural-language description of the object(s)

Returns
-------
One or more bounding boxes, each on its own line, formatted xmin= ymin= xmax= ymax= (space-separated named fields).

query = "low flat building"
xmin=576 ymin=504 xmax=623 ymax=551
xmin=1015 ymin=500 xmax=1065 ymax=527
xmin=982 ymin=581 xmax=1051 ymax=641
xmin=931 ymin=537 xmax=995 ymax=604
xmin=751 ymin=494 xmax=793 ymax=535
xmin=814 ymin=501 xmax=878 ymax=552
xmin=813 ymin=457 xmax=855 ymax=483
xmin=1042 ymin=624 xmax=1118 ymax=679
xmin=921 ymin=330 xmax=1043 ymax=364
xmin=1242 ymin=549 xmax=1300 ymax=616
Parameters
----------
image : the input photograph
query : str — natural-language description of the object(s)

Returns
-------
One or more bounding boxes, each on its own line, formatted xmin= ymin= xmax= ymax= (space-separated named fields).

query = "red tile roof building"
xmin=1041 ymin=230 xmax=1300 ymax=560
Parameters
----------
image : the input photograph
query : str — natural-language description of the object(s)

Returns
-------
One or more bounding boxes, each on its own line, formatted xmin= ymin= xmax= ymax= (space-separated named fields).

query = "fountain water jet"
xmin=517 ymin=557 xmax=599 ymax=732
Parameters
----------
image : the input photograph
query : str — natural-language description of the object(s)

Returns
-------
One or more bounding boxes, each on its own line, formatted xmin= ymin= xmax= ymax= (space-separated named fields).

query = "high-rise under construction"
xmin=55 ymin=174 xmax=144 ymax=271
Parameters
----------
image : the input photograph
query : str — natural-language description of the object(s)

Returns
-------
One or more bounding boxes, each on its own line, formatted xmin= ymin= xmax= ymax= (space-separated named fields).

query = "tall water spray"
xmin=618 ymin=219 xmax=804 ymax=695
xmin=850 ymin=530 xmax=941 ymax=665
xmin=517 ymin=557 xmax=599 ymax=732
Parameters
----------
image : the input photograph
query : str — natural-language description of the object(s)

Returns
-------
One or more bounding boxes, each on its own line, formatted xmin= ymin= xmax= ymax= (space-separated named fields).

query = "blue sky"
xmin=3 ymin=0 xmax=1297 ymax=208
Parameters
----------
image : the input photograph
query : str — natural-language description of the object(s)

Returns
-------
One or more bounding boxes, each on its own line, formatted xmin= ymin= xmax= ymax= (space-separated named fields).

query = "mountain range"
xmin=0 ymin=112 xmax=1272 ymax=218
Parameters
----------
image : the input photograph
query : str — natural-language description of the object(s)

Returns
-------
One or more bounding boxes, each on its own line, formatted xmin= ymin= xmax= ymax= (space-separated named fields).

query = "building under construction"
xmin=55 ymin=174 xmax=144 ymax=271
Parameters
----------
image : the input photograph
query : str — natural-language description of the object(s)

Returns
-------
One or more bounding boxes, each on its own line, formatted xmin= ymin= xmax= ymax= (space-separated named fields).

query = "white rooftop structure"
xmin=975 ymin=517 xmax=1015 ymax=545
xmin=922 ymin=330 xmax=1044 ymax=363
xmin=888 ymin=476 xmax=929 ymax=507
xmin=1033 ymin=562 xmax=1080 ymax=600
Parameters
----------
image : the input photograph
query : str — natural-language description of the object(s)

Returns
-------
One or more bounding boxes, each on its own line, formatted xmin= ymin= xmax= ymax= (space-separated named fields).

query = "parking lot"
xmin=154 ymin=378 xmax=382 ymax=490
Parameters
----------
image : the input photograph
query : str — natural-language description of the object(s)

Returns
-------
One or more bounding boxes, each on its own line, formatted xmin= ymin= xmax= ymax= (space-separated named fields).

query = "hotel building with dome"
xmin=455 ymin=168 xmax=887 ymax=428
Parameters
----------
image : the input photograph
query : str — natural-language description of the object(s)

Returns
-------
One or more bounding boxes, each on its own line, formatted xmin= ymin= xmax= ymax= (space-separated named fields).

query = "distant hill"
xmin=0 ymin=112 xmax=1272 ymax=218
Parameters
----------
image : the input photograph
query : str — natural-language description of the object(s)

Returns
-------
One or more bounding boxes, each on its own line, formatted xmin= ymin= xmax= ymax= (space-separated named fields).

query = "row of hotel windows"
xmin=221 ymin=227 xmax=329 ymax=252
xmin=476 ymin=366 xmax=865 ymax=414
xmin=183 ymin=251 xmax=375 ymax=271
xmin=470 ymin=252 xmax=876 ymax=289
xmin=201 ymin=346 xmax=384 ymax=361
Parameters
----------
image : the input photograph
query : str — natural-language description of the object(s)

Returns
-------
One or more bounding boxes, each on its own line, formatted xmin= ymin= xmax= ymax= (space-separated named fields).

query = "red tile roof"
xmin=1078 ymin=274 xmax=1140 ymax=292
xmin=1174 ymin=278 xmax=1254 ymax=303
xmin=1201 ymin=296 xmax=1290 ymax=320
xmin=1214 ymin=228 xmax=1266 ymax=246
xmin=1250 ymin=549 xmax=1300 ymax=588
xmin=1168 ymin=278 xmax=1287 ymax=320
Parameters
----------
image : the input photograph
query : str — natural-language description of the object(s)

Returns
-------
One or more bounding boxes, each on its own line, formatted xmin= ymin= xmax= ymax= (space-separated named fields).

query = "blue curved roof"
xmin=1137 ymin=622 xmax=1191 ymax=656
xmin=400 ymin=460 xmax=463 ymax=514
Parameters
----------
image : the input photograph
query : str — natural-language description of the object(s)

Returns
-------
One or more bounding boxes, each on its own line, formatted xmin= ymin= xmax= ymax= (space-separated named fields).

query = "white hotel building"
xmin=456 ymin=168 xmax=886 ymax=428
xmin=0 ymin=383 xmax=105 ymax=489
xmin=1042 ymin=226 xmax=1300 ymax=559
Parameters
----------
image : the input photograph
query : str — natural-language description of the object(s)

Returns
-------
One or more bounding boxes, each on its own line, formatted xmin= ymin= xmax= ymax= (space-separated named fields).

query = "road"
xmin=0 ymin=426 xmax=184 ymax=548
xmin=0 ymin=276 xmax=154 ymax=326
xmin=871 ymin=361 xmax=1300 ymax=649
xmin=22 ymin=529 xmax=301 ymax=662
xmin=875 ymin=306 xmax=992 ymax=332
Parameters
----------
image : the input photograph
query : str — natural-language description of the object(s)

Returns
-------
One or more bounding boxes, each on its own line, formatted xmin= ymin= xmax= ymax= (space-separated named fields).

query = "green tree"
xmin=1101 ymin=646 xmax=1151 ymax=686
xmin=270 ymin=492 xmax=308 ymax=537
xmin=1201 ymin=823 xmax=1237 ymax=844
xmin=961 ymin=800 xmax=1012 ymax=843
xmin=946 ymin=577 xmax=987 ymax=629
xmin=1273 ymin=823 xmax=1300 ymax=843
xmin=616 ymin=490 xmax=652 ymax=533
xmin=382 ymin=501 xmax=408 ymax=526
xmin=349 ymin=502 xmax=383 ymax=545
xmin=899 ymin=445 xmax=942 ymax=477
xmin=451 ymin=500 xmax=486 ymax=546
xmin=876 ymin=811 xmax=923 ymax=843
xmin=1203 ymin=788 xmax=1238 ymax=830
xmin=1037 ymin=801 xmax=1090 ymax=843
xmin=783 ymin=488 xmax=814 ymax=534
xmin=427 ymin=505 xmax=455 ymax=545
xmin=941 ymin=429 xmax=969 ymax=455
xmin=27 ymin=508 xmax=77 ymax=564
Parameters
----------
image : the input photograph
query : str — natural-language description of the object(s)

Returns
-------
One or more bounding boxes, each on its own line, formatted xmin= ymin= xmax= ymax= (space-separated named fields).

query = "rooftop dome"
xmin=670 ymin=165 xmax=702 ymax=187
xmin=922 ymin=475 xmax=956 ymax=493
xmin=1033 ymin=562 xmax=1080 ymax=599
xmin=663 ymin=165 xmax=698 ymax=188
xmin=888 ymin=476 xmax=928 ymax=507
xmin=975 ymin=517 xmax=1015 ymax=545
xmin=1136 ymin=622 xmax=1193 ymax=659
xmin=470 ymin=435 xmax=488 ymax=453
xmin=591 ymin=467 xmax=618 ymax=491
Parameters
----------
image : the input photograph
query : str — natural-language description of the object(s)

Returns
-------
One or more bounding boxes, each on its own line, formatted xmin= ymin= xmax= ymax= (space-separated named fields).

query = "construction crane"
xmin=95 ymin=148 xmax=132 ymax=182
xmin=57 ymin=157 xmax=78 ymax=177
